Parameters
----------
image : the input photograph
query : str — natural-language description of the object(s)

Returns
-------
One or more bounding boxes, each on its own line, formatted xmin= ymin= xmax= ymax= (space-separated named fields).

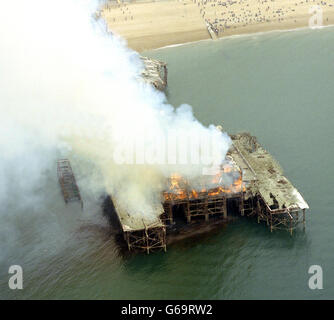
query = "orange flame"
xmin=163 ymin=162 xmax=245 ymax=201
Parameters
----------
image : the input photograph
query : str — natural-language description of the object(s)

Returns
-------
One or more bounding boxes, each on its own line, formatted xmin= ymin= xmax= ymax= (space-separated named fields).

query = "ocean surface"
xmin=1 ymin=27 xmax=334 ymax=299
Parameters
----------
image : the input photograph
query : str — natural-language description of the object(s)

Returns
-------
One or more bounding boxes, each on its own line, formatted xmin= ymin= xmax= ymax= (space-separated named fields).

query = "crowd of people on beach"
xmin=102 ymin=0 xmax=333 ymax=35
xmin=191 ymin=0 xmax=333 ymax=35
xmin=102 ymin=1 xmax=134 ymax=22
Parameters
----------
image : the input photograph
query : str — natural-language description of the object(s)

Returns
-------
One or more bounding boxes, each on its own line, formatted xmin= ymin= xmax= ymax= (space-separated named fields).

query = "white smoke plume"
xmin=0 ymin=0 xmax=231 ymax=238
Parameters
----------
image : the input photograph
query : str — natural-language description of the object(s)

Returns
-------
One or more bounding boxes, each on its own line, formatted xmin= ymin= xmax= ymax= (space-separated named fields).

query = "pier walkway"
xmin=57 ymin=159 xmax=83 ymax=208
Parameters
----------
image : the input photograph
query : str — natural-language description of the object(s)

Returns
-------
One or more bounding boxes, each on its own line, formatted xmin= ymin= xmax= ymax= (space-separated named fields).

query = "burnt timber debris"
xmin=57 ymin=159 xmax=83 ymax=208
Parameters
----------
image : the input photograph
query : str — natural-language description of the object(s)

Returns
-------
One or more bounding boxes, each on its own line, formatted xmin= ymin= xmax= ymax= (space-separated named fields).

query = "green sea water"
xmin=1 ymin=27 xmax=334 ymax=300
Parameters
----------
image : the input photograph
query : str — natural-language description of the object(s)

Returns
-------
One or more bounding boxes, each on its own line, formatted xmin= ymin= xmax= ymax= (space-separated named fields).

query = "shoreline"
xmin=101 ymin=0 xmax=334 ymax=52
xmin=150 ymin=23 xmax=334 ymax=51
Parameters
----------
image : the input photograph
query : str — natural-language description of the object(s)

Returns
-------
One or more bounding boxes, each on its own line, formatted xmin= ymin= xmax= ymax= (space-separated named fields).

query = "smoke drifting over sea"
xmin=0 ymin=0 xmax=231 ymax=255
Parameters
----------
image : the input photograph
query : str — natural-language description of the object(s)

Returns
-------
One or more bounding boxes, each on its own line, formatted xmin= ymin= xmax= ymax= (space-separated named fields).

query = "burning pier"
xmin=106 ymin=131 xmax=308 ymax=253
xmin=162 ymin=157 xmax=244 ymax=225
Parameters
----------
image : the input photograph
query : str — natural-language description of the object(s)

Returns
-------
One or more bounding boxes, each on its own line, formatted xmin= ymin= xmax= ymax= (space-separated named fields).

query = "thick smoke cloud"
xmin=0 ymin=0 xmax=231 ymax=261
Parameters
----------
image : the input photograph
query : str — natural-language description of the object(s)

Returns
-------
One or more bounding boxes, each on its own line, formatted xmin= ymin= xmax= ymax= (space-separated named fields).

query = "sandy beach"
xmin=101 ymin=0 xmax=334 ymax=51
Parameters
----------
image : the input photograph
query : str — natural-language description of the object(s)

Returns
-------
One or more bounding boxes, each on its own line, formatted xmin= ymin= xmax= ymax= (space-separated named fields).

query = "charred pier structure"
xmin=161 ymin=160 xmax=244 ymax=226
xmin=163 ymin=193 xmax=228 ymax=224
xmin=103 ymin=132 xmax=308 ymax=253
xmin=229 ymin=132 xmax=309 ymax=234
xmin=110 ymin=198 xmax=167 ymax=254
xmin=139 ymin=56 xmax=167 ymax=91
xmin=57 ymin=159 xmax=83 ymax=208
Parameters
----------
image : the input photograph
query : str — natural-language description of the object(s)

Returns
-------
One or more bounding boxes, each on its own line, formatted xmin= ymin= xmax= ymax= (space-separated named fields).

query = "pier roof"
xmin=112 ymin=198 xmax=164 ymax=232
xmin=229 ymin=132 xmax=309 ymax=213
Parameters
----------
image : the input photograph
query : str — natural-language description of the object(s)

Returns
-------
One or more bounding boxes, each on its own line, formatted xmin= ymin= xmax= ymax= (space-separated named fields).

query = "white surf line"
xmin=149 ymin=23 xmax=334 ymax=52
